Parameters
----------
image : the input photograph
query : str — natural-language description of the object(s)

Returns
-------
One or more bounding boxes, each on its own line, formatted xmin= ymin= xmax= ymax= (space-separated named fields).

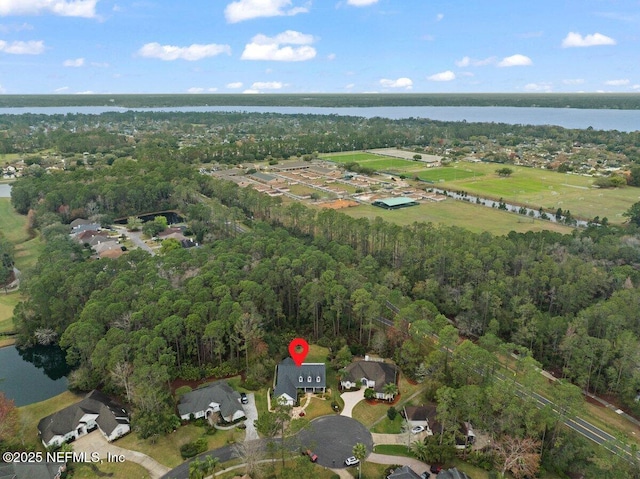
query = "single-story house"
xmin=0 ymin=462 xmax=66 ymax=479
xmin=177 ymin=381 xmax=245 ymax=423
xmin=37 ymin=390 xmax=130 ymax=449
xmin=340 ymin=360 xmax=398 ymax=401
xmin=403 ymin=405 xmax=432 ymax=433
xmin=387 ymin=465 xmax=422 ymax=479
xmin=69 ymin=218 xmax=92 ymax=229
xmin=71 ymin=223 xmax=102 ymax=235
xmin=273 ymin=358 xmax=326 ymax=406
xmin=437 ymin=468 xmax=471 ymax=479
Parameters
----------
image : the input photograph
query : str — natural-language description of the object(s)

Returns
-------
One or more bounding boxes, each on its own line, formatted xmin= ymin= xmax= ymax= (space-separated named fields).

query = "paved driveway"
xmin=74 ymin=432 xmax=169 ymax=479
xmin=297 ymin=416 xmax=373 ymax=469
xmin=243 ymin=393 xmax=259 ymax=441
xmin=340 ymin=388 xmax=365 ymax=418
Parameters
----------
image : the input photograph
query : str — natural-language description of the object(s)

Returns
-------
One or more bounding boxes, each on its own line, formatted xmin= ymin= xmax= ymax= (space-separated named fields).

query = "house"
xmin=386 ymin=465 xmax=422 ymax=479
xmin=403 ymin=405 xmax=433 ymax=434
xmin=0 ymin=462 xmax=66 ymax=479
xmin=273 ymin=358 xmax=326 ymax=406
xmin=177 ymin=381 xmax=245 ymax=423
xmin=37 ymin=390 xmax=130 ymax=448
xmin=437 ymin=468 xmax=471 ymax=479
xmin=340 ymin=360 xmax=398 ymax=401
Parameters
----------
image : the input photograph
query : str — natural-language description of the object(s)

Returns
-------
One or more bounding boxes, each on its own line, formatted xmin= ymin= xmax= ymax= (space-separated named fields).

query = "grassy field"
xmin=360 ymin=158 xmax=418 ymax=171
xmin=430 ymin=162 xmax=640 ymax=223
xmin=416 ymin=167 xmax=483 ymax=182
xmin=0 ymin=198 xmax=44 ymax=270
xmin=371 ymin=414 xmax=403 ymax=434
xmin=0 ymin=291 xmax=20 ymax=334
xmin=320 ymin=152 xmax=384 ymax=163
xmin=70 ymin=461 xmax=151 ymax=479
xmin=344 ymin=201 xmax=574 ymax=236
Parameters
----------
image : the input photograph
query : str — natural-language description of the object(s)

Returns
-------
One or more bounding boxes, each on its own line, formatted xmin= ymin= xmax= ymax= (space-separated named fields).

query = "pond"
xmin=0 ymin=345 xmax=71 ymax=406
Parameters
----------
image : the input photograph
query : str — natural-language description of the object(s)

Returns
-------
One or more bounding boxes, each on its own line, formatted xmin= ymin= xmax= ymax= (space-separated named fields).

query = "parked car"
xmin=240 ymin=392 xmax=248 ymax=404
xmin=345 ymin=456 xmax=359 ymax=466
xmin=303 ymin=449 xmax=318 ymax=462
xmin=430 ymin=464 xmax=443 ymax=474
xmin=411 ymin=425 xmax=426 ymax=434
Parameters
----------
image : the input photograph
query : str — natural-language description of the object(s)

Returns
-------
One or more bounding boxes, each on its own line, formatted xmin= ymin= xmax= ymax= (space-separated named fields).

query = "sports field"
xmin=416 ymin=167 xmax=482 ymax=182
xmin=430 ymin=162 xmax=640 ymax=223
xmin=321 ymin=152 xmax=419 ymax=172
xmin=343 ymin=200 xmax=574 ymax=236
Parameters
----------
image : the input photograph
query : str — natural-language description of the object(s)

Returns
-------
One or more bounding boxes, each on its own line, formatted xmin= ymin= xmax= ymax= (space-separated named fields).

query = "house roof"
xmin=372 ymin=197 xmax=418 ymax=208
xmin=343 ymin=360 xmax=398 ymax=393
xmin=250 ymin=172 xmax=277 ymax=182
xmin=69 ymin=218 xmax=92 ymax=228
xmin=98 ymin=248 xmax=124 ymax=259
xmin=274 ymin=358 xmax=326 ymax=400
xmin=404 ymin=405 xmax=431 ymax=422
xmin=37 ymin=390 xmax=128 ymax=444
xmin=177 ymin=381 xmax=243 ymax=420
xmin=88 ymin=234 xmax=115 ymax=246
xmin=0 ymin=462 xmax=65 ymax=479
xmin=387 ymin=465 xmax=422 ymax=479
xmin=437 ymin=468 xmax=471 ymax=479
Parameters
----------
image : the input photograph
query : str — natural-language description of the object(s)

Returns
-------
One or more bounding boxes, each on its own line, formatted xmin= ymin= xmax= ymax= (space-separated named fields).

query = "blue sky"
xmin=0 ymin=0 xmax=638 ymax=94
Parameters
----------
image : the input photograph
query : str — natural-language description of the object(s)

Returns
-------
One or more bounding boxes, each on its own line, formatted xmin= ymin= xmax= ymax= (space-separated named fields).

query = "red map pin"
xmin=288 ymin=338 xmax=310 ymax=367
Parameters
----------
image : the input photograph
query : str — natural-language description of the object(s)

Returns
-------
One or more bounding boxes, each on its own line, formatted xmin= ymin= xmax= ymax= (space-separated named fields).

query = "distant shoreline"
xmin=1 ymin=93 xmax=640 ymax=110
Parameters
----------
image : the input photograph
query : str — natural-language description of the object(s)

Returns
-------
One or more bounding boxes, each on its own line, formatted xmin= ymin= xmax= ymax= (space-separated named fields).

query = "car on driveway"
xmin=344 ymin=456 xmax=359 ymax=466
xmin=240 ymin=392 xmax=248 ymax=404
xmin=411 ymin=425 xmax=426 ymax=434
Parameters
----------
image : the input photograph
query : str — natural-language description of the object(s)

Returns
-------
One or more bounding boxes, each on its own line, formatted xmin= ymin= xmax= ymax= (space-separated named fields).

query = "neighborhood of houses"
xmin=24 ymin=356 xmax=476 ymax=479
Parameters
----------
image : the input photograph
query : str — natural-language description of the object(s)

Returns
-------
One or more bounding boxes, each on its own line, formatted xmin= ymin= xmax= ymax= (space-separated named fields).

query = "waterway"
xmin=0 ymin=105 xmax=638 ymax=132
xmin=0 ymin=183 xmax=12 ymax=197
xmin=0 ymin=345 xmax=70 ymax=406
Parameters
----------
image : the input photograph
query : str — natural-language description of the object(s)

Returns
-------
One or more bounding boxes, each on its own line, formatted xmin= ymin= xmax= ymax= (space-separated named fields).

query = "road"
xmin=112 ymin=226 xmax=156 ymax=256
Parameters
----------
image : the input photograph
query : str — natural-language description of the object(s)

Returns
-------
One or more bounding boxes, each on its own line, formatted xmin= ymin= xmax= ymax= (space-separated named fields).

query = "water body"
xmin=0 ymin=105 xmax=638 ymax=132
xmin=0 ymin=345 xmax=70 ymax=406
xmin=0 ymin=183 xmax=11 ymax=197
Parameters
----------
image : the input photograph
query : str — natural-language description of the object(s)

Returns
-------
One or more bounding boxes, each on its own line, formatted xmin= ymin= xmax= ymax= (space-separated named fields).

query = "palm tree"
xmin=204 ymin=456 xmax=220 ymax=476
xmin=352 ymin=442 xmax=367 ymax=479
xmin=189 ymin=458 xmax=204 ymax=479
xmin=383 ymin=382 xmax=399 ymax=401
xmin=410 ymin=440 xmax=428 ymax=462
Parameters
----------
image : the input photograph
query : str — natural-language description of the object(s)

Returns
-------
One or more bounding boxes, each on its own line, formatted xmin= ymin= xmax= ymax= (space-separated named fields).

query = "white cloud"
xmin=497 ymin=54 xmax=532 ymax=67
xmin=605 ymin=79 xmax=630 ymax=86
xmin=251 ymin=81 xmax=284 ymax=90
xmin=633 ymin=84 xmax=640 ymax=90
xmin=436 ymin=13 xmax=444 ymax=21
xmin=347 ymin=0 xmax=378 ymax=6
xmin=380 ymin=77 xmax=413 ymax=89
xmin=241 ymin=30 xmax=316 ymax=62
xmin=0 ymin=40 xmax=44 ymax=54
xmin=187 ymin=87 xmax=205 ymax=94
xmin=137 ymin=42 xmax=231 ymax=61
xmin=54 ymin=86 xmax=69 ymax=93
xmin=0 ymin=0 xmax=99 ymax=18
xmin=561 ymin=32 xmax=616 ymax=48
xmin=345 ymin=83 xmax=355 ymax=89
xmin=243 ymin=89 xmax=260 ymax=94
xmin=227 ymin=82 xmax=243 ymax=89
xmin=0 ymin=84 xmax=6 ymax=94
xmin=524 ymin=82 xmax=552 ymax=92
xmin=327 ymin=53 xmax=336 ymax=60
xmin=63 ymin=57 xmax=84 ymax=67
xmin=563 ymin=78 xmax=585 ymax=85
xmin=0 ymin=22 xmax=33 ymax=33
xmin=455 ymin=55 xmax=496 ymax=67
xmin=225 ymin=0 xmax=308 ymax=23
xmin=76 ymin=90 xmax=95 ymax=94
xmin=428 ymin=70 xmax=455 ymax=82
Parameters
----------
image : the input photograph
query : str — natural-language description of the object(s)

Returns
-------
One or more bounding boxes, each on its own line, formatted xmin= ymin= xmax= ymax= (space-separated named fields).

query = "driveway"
xmin=243 ymin=393 xmax=259 ymax=441
xmin=297 ymin=416 xmax=373 ymax=469
xmin=74 ymin=431 xmax=170 ymax=479
xmin=367 ymin=452 xmax=430 ymax=476
xmin=340 ymin=388 xmax=365 ymax=418
xmin=112 ymin=226 xmax=155 ymax=256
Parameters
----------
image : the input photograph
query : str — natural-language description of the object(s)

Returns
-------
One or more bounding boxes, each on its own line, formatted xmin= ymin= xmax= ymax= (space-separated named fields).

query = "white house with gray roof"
xmin=273 ymin=358 xmax=326 ymax=406
xmin=37 ymin=390 xmax=129 ymax=449
xmin=177 ymin=381 xmax=245 ymax=422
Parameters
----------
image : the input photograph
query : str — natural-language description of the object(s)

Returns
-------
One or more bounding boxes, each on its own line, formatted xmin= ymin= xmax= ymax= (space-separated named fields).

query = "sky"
xmin=0 ymin=0 xmax=638 ymax=95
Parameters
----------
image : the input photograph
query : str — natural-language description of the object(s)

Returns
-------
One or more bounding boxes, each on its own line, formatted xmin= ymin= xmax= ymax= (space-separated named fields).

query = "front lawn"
xmin=371 ymin=414 xmax=403 ymax=434
xmin=373 ymin=444 xmax=413 ymax=458
xmin=70 ymin=460 xmax=151 ymax=479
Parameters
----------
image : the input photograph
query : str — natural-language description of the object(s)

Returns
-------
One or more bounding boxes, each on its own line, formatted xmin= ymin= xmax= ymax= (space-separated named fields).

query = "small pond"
xmin=0 ymin=345 xmax=71 ymax=406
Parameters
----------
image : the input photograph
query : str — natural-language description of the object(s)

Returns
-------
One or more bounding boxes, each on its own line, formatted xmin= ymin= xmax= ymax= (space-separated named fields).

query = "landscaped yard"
xmin=371 ymin=414 xmax=403 ymax=434
xmin=0 ymin=292 xmax=20 ymax=334
xmin=70 ymin=460 xmax=151 ymax=479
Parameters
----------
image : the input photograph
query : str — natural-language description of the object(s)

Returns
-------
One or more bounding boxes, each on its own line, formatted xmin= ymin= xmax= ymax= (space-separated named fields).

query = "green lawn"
xmin=0 ymin=198 xmax=44 ymax=270
xmin=430 ymin=161 xmax=640 ymax=223
xmin=416 ymin=167 xmax=483 ymax=182
xmin=0 ymin=291 xmax=20 ymax=334
xmin=371 ymin=414 xmax=403 ymax=434
xmin=70 ymin=461 xmax=151 ymax=479
xmin=373 ymin=444 xmax=413 ymax=458
xmin=320 ymin=152 xmax=384 ymax=163
xmin=359 ymin=158 xmax=418 ymax=171
xmin=352 ymin=375 xmax=423 ymax=428
xmin=344 ymin=201 xmax=574 ymax=236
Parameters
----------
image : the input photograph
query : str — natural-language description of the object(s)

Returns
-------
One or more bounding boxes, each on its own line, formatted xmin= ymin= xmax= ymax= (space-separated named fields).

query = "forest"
xmin=4 ymin=111 xmax=640 ymax=477
xmin=2 ymin=92 xmax=640 ymax=109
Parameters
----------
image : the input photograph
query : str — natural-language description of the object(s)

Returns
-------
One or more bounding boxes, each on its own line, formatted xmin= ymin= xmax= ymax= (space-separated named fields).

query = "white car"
xmin=345 ymin=456 xmax=360 ymax=466
xmin=411 ymin=425 xmax=426 ymax=434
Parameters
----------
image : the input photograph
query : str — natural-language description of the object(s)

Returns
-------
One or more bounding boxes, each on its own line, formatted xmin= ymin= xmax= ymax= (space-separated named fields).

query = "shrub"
xmin=175 ymin=386 xmax=192 ymax=400
xmin=180 ymin=437 xmax=207 ymax=459
xmin=387 ymin=406 xmax=397 ymax=421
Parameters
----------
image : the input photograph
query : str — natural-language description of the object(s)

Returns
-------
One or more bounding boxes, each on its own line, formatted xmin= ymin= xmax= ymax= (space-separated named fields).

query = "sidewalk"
xmin=74 ymin=432 xmax=170 ymax=479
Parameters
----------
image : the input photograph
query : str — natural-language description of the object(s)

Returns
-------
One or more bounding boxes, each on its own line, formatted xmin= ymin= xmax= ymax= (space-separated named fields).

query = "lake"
xmin=0 ymin=345 xmax=70 ymax=406
xmin=0 ymin=105 xmax=638 ymax=132
xmin=0 ymin=183 xmax=12 ymax=197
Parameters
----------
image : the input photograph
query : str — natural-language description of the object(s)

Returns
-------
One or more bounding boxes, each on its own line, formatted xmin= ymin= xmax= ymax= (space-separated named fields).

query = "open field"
xmin=344 ymin=201 xmax=574 ymax=235
xmin=71 ymin=461 xmax=151 ymax=479
xmin=416 ymin=167 xmax=483 ymax=182
xmin=321 ymin=151 xmax=421 ymax=173
xmin=0 ymin=198 xmax=44 ymax=270
xmin=320 ymin=152 xmax=384 ymax=163
xmin=0 ymin=292 xmax=20 ymax=334
xmin=431 ymin=162 xmax=640 ymax=223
